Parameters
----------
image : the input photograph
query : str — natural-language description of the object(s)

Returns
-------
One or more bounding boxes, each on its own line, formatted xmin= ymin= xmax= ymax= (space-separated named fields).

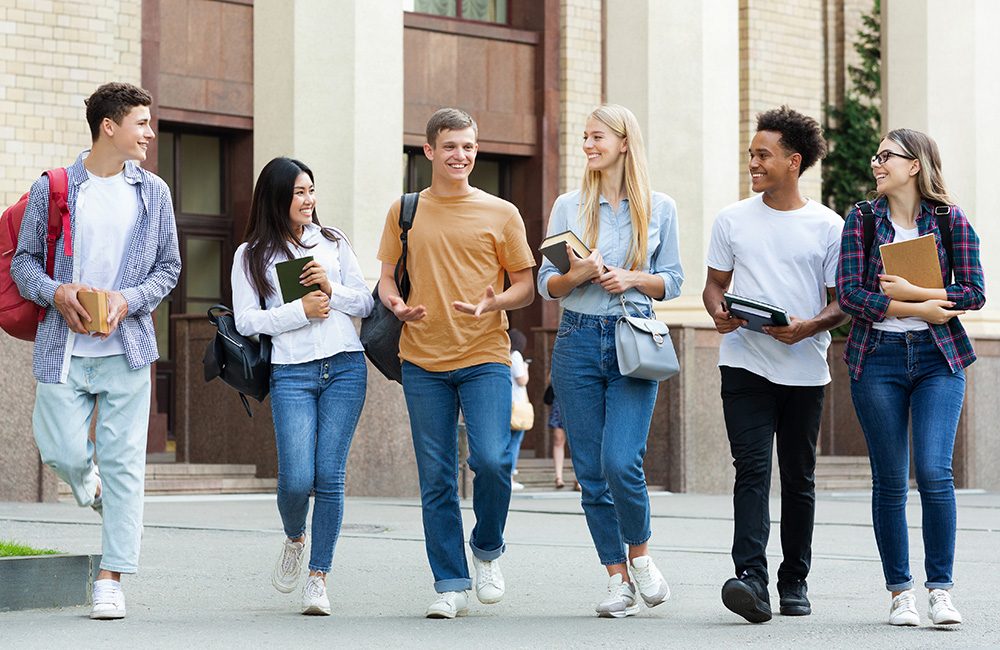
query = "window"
xmin=403 ymin=148 xmax=510 ymax=198
xmin=405 ymin=0 xmax=508 ymax=24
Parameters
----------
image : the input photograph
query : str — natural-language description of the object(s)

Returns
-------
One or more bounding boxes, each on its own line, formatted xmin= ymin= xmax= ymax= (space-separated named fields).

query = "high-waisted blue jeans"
xmin=850 ymin=329 xmax=965 ymax=591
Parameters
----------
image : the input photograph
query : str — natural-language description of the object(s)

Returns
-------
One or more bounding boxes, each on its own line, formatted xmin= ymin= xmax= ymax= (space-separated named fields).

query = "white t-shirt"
xmin=72 ymin=170 xmax=139 ymax=357
xmin=706 ymin=194 xmax=844 ymax=386
xmin=510 ymin=350 xmax=529 ymax=402
xmin=873 ymin=222 xmax=929 ymax=333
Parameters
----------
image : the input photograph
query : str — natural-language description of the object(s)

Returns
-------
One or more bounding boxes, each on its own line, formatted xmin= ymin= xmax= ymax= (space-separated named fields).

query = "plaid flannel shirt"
xmin=11 ymin=152 xmax=181 ymax=383
xmin=836 ymin=196 xmax=985 ymax=380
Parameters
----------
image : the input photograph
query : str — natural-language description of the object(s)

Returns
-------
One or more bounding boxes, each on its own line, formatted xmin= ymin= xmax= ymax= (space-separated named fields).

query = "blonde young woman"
xmin=537 ymin=105 xmax=683 ymax=618
xmin=837 ymin=129 xmax=985 ymax=626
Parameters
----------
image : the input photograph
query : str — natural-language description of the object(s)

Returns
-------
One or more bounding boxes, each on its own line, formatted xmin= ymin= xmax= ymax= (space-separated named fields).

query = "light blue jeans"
xmin=402 ymin=360 xmax=512 ymax=593
xmin=269 ymin=351 xmax=367 ymax=574
xmin=34 ymin=354 xmax=151 ymax=573
xmin=551 ymin=309 xmax=658 ymax=566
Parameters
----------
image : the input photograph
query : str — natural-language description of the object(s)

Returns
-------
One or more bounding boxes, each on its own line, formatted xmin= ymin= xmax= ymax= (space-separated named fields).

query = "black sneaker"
xmin=722 ymin=574 xmax=772 ymax=623
xmin=778 ymin=580 xmax=811 ymax=616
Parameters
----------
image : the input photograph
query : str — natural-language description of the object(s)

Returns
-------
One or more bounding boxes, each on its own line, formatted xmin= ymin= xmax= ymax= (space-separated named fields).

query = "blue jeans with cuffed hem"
xmin=550 ymin=310 xmax=658 ymax=566
xmin=402 ymin=360 xmax=511 ymax=593
xmin=270 ymin=351 xmax=367 ymax=574
xmin=850 ymin=330 xmax=964 ymax=592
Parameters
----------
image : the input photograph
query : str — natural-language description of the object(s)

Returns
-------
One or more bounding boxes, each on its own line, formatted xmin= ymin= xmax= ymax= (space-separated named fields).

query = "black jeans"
xmin=720 ymin=366 xmax=824 ymax=587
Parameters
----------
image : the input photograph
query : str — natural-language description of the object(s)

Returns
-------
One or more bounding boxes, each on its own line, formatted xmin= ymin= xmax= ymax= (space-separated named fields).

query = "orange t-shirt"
xmin=377 ymin=188 xmax=535 ymax=372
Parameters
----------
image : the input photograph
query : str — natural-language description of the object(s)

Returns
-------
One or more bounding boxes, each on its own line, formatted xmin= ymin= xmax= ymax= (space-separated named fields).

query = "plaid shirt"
xmin=11 ymin=152 xmax=181 ymax=383
xmin=836 ymin=196 xmax=985 ymax=380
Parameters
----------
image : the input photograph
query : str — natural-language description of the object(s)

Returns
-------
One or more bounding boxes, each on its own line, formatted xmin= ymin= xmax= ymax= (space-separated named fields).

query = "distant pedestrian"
xmin=508 ymin=328 xmax=530 ymax=491
xmin=543 ymin=384 xmax=568 ymax=489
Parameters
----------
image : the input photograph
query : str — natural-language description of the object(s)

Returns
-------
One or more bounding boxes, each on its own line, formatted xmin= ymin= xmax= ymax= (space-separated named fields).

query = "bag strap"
xmin=619 ymin=294 xmax=647 ymax=319
xmin=38 ymin=168 xmax=70 ymax=324
xmin=933 ymin=204 xmax=954 ymax=284
xmin=395 ymin=192 xmax=419 ymax=300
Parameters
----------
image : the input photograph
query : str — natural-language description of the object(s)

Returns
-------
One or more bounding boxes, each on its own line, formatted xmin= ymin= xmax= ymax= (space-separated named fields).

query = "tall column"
xmin=254 ymin=0 xmax=404 ymax=280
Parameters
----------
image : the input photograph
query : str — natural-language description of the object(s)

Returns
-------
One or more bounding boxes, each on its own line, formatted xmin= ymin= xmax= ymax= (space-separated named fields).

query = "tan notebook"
xmin=77 ymin=290 xmax=110 ymax=334
xmin=879 ymin=234 xmax=943 ymax=289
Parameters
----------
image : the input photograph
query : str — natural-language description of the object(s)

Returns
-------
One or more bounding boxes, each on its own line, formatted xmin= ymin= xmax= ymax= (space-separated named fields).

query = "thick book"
xmin=539 ymin=230 xmax=592 ymax=274
xmin=275 ymin=256 xmax=319 ymax=303
xmin=879 ymin=234 xmax=943 ymax=289
xmin=724 ymin=292 xmax=790 ymax=333
xmin=77 ymin=289 xmax=110 ymax=334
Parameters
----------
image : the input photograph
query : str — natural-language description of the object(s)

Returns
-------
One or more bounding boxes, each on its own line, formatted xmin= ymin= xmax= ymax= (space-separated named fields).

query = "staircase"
xmin=815 ymin=455 xmax=872 ymax=492
xmin=513 ymin=457 xmax=577 ymax=491
xmin=58 ymin=463 xmax=276 ymax=499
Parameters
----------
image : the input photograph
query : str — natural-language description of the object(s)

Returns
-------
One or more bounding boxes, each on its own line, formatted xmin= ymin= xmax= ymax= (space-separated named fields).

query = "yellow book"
xmin=77 ymin=290 xmax=110 ymax=334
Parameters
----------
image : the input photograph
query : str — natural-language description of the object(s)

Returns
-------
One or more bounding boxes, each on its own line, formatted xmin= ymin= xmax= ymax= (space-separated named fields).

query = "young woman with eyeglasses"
xmin=837 ymin=129 xmax=985 ymax=627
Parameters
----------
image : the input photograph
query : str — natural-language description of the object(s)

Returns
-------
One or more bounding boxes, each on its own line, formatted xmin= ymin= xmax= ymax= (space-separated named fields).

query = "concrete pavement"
xmin=1 ymin=489 xmax=998 ymax=648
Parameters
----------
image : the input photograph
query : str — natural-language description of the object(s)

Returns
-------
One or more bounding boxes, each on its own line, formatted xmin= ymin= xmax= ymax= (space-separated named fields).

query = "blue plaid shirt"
xmin=11 ymin=152 xmax=181 ymax=383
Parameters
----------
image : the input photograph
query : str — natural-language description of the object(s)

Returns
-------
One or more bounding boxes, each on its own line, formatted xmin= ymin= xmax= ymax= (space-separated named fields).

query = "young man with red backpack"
xmin=11 ymin=82 xmax=181 ymax=620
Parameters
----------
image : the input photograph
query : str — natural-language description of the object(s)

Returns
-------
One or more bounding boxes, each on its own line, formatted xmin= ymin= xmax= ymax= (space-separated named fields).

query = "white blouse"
xmin=231 ymin=223 xmax=374 ymax=365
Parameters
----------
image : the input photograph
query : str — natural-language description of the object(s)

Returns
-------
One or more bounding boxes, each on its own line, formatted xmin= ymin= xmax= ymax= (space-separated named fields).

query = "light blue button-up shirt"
xmin=537 ymin=189 xmax=684 ymax=315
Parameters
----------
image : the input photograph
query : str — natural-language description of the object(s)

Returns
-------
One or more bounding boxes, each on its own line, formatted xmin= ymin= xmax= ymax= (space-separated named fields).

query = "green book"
xmin=275 ymin=256 xmax=319 ymax=303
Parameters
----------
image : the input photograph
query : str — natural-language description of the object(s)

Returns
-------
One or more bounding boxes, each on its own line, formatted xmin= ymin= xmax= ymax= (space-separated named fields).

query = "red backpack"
xmin=0 ymin=168 xmax=71 ymax=341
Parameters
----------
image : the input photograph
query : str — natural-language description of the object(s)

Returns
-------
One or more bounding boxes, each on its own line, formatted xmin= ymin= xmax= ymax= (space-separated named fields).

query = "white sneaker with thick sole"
xmin=272 ymin=536 xmax=306 ymax=593
xmin=596 ymin=574 xmax=641 ymax=618
xmin=301 ymin=575 xmax=331 ymax=616
xmin=90 ymin=579 xmax=126 ymax=620
xmin=473 ymin=556 xmax=505 ymax=604
xmin=928 ymin=589 xmax=962 ymax=625
xmin=425 ymin=591 xmax=470 ymax=619
xmin=888 ymin=589 xmax=920 ymax=626
xmin=629 ymin=555 xmax=670 ymax=607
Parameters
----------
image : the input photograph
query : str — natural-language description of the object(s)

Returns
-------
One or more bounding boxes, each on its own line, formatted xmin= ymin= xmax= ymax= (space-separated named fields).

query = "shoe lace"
xmin=93 ymin=582 xmax=120 ymax=605
xmin=893 ymin=591 xmax=916 ymax=611
xmin=479 ymin=560 xmax=499 ymax=586
xmin=607 ymin=578 xmax=633 ymax=600
xmin=304 ymin=577 xmax=325 ymax=599
xmin=929 ymin=590 xmax=953 ymax=609
xmin=281 ymin=541 xmax=304 ymax=574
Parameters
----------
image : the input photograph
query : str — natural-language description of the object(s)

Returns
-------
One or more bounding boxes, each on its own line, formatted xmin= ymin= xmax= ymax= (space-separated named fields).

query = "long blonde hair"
xmin=883 ymin=128 xmax=953 ymax=204
xmin=578 ymin=104 xmax=651 ymax=271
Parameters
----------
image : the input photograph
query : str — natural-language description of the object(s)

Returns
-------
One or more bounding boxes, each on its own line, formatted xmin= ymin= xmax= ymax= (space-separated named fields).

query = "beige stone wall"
xmin=558 ymin=0 xmax=602 ymax=195
xmin=739 ymin=0 xmax=825 ymax=200
xmin=0 ymin=0 xmax=142 ymax=206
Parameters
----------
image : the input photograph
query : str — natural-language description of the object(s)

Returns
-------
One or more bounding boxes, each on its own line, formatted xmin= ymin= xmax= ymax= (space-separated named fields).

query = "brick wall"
xmin=0 ymin=0 xmax=142 ymax=206
xmin=559 ymin=0 xmax=602 ymax=195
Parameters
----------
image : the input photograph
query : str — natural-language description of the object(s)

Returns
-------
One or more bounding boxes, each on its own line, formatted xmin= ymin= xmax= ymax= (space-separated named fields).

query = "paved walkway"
xmin=1 ymin=489 xmax=998 ymax=648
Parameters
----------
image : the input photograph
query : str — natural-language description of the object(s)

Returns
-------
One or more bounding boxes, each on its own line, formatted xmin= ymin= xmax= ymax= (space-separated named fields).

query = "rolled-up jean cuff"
xmin=600 ymin=556 xmax=628 ymax=567
xmin=435 ymin=578 xmax=472 ymax=593
xmin=308 ymin=564 xmax=331 ymax=574
xmin=470 ymin=540 xmax=505 ymax=562
xmin=925 ymin=581 xmax=954 ymax=590
xmin=99 ymin=562 xmax=137 ymax=574
xmin=886 ymin=580 xmax=914 ymax=592
xmin=284 ymin=527 xmax=307 ymax=540
xmin=623 ymin=532 xmax=652 ymax=547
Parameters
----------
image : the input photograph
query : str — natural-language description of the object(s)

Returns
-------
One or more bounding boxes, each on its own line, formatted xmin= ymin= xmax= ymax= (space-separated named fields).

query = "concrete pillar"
xmin=605 ymin=0 xmax=740 ymax=322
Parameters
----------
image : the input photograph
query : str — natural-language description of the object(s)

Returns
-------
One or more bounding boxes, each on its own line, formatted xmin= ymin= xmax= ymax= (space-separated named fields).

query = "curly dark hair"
xmin=755 ymin=106 xmax=827 ymax=176
xmin=84 ymin=82 xmax=153 ymax=141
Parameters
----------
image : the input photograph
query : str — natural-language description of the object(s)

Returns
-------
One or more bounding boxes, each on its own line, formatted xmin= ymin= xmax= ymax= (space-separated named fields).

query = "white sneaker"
xmin=271 ymin=537 xmax=306 ymax=593
xmin=425 ymin=590 xmax=470 ymax=619
xmin=928 ymin=589 xmax=962 ymax=625
xmin=301 ymin=575 xmax=331 ymax=616
xmin=473 ymin=556 xmax=505 ymax=604
xmin=888 ymin=589 xmax=920 ymax=626
xmin=596 ymin=574 xmax=641 ymax=618
xmin=629 ymin=555 xmax=670 ymax=607
xmin=90 ymin=579 xmax=126 ymax=620
xmin=511 ymin=480 xmax=525 ymax=491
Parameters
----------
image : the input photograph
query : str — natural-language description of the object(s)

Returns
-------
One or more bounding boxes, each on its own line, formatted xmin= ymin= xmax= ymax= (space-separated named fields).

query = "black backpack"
xmin=203 ymin=300 xmax=271 ymax=417
xmin=856 ymin=200 xmax=953 ymax=283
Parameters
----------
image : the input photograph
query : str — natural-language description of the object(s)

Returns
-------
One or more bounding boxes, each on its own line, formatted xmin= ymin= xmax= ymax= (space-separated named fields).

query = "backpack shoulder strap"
xmin=855 ymin=200 xmax=875 ymax=262
xmin=933 ymin=204 xmax=955 ymax=283
xmin=395 ymin=192 xmax=420 ymax=299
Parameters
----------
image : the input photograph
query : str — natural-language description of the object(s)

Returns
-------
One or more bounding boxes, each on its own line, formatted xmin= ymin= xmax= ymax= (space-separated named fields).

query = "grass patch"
xmin=0 ymin=539 xmax=61 ymax=557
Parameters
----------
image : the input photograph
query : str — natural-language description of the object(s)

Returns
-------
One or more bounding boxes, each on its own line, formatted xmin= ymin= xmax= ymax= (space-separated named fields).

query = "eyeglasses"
xmin=871 ymin=150 xmax=916 ymax=166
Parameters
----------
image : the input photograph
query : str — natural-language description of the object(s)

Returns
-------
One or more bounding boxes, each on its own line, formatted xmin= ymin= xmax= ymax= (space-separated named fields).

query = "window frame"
xmin=406 ymin=0 xmax=510 ymax=26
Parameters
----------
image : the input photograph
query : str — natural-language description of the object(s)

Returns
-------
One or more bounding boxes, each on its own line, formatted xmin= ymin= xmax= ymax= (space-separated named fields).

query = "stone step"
xmin=57 ymin=463 xmax=275 ymax=498
xmin=145 ymin=463 xmax=259 ymax=478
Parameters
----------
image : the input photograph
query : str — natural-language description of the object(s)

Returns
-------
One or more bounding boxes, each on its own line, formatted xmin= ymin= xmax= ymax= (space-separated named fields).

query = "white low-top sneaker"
xmin=90 ymin=579 xmax=126 ymax=620
xmin=272 ymin=536 xmax=306 ymax=593
xmin=425 ymin=590 xmax=470 ymax=619
xmin=473 ymin=556 xmax=505 ymax=604
xmin=928 ymin=589 xmax=963 ymax=625
xmin=888 ymin=589 xmax=920 ymax=626
xmin=629 ymin=555 xmax=670 ymax=607
xmin=595 ymin=574 xmax=641 ymax=618
xmin=301 ymin=575 xmax=331 ymax=616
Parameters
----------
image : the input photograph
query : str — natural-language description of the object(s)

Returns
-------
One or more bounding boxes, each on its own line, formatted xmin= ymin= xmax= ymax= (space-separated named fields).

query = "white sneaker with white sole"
xmin=596 ymin=574 xmax=641 ymax=618
xmin=629 ymin=555 xmax=670 ymax=607
xmin=473 ymin=556 xmax=505 ymax=604
xmin=425 ymin=590 xmax=470 ymax=618
xmin=272 ymin=536 xmax=306 ymax=593
xmin=301 ymin=575 xmax=331 ymax=616
xmin=90 ymin=579 xmax=126 ymax=620
xmin=888 ymin=589 xmax=919 ymax=626
xmin=928 ymin=589 xmax=962 ymax=625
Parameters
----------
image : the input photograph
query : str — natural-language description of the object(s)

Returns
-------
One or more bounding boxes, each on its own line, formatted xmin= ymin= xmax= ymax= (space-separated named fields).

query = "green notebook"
xmin=275 ymin=256 xmax=319 ymax=303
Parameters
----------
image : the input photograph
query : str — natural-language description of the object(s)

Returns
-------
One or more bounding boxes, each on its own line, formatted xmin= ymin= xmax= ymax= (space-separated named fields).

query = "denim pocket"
xmin=555 ymin=320 xmax=578 ymax=339
xmin=864 ymin=332 xmax=881 ymax=356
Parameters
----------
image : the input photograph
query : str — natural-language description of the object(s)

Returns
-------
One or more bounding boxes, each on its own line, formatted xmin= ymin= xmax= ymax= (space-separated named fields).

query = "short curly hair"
xmin=755 ymin=106 xmax=827 ymax=176
xmin=84 ymin=82 xmax=153 ymax=141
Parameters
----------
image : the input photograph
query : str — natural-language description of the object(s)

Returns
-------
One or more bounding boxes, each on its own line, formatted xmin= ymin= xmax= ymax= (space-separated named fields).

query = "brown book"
xmin=539 ymin=230 xmax=592 ymax=274
xmin=879 ymin=234 xmax=943 ymax=290
xmin=77 ymin=290 xmax=110 ymax=334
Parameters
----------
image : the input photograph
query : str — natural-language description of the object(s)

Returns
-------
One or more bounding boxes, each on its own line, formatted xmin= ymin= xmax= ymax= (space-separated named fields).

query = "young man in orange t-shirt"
xmin=377 ymin=108 xmax=535 ymax=619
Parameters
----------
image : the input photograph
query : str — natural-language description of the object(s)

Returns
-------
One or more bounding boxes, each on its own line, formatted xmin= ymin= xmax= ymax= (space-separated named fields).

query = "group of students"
xmin=10 ymin=82 xmax=983 ymax=628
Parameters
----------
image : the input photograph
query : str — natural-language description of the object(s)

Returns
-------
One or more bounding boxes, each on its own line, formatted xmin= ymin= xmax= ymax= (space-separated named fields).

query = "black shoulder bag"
xmin=360 ymin=192 xmax=419 ymax=383
xmin=203 ymin=298 xmax=272 ymax=417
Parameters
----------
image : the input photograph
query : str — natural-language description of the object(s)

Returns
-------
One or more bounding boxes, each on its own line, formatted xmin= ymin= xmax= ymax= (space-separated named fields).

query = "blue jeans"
xmin=850 ymin=330 xmax=965 ymax=591
xmin=402 ymin=360 xmax=512 ymax=593
xmin=508 ymin=428 xmax=525 ymax=474
xmin=551 ymin=310 xmax=658 ymax=565
xmin=269 ymin=351 xmax=367 ymax=573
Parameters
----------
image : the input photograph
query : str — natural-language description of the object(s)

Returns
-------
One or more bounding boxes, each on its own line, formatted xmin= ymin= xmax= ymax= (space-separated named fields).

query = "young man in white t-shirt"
xmin=702 ymin=106 xmax=847 ymax=624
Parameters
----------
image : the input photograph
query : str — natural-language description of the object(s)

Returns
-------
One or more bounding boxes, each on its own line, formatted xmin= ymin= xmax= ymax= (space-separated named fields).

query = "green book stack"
xmin=275 ymin=256 xmax=319 ymax=303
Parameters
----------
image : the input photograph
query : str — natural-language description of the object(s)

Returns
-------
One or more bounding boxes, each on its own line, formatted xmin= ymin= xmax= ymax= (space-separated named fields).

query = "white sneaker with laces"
xmin=272 ymin=536 xmax=306 ymax=593
xmin=888 ymin=589 xmax=919 ymax=626
xmin=928 ymin=589 xmax=962 ymax=625
xmin=301 ymin=575 xmax=331 ymax=616
xmin=629 ymin=555 xmax=670 ymax=607
xmin=596 ymin=574 xmax=641 ymax=618
xmin=90 ymin=579 xmax=126 ymax=620
xmin=473 ymin=556 xmax=505 ymax=604
xmin=425 ymin=590 xmax=470 ymax=618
